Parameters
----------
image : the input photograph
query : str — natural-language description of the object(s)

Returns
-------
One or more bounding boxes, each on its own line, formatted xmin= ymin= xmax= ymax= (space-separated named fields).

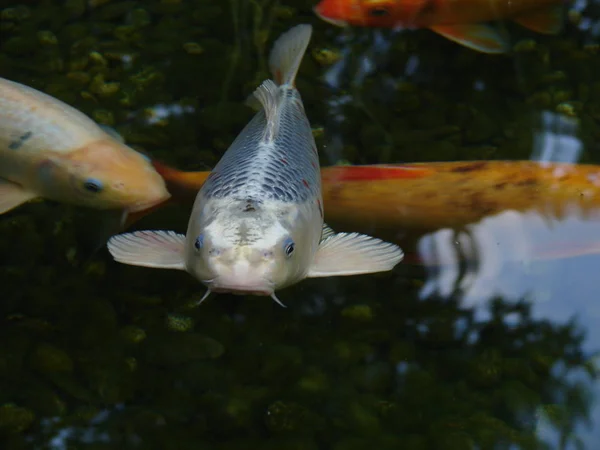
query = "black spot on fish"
xmin=515 ymin=178 xmax=538 ymax=187
xmin=8 ymin=131 xmax=33 ymax=150
xmin=243 ymin=199 xmax=256 ymax=212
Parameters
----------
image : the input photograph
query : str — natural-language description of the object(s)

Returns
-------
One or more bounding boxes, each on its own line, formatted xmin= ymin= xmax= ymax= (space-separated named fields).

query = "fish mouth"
xmin=206 ymin=279 xmax=274 ymax=297
xmin=211 ymin=286 xmax=273 ymax=297
xmin=313 ymin=5 xmax=349 ymax=27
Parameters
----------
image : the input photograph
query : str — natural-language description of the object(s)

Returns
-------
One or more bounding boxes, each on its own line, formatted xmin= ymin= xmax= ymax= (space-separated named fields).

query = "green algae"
xmin=0 ymin=404 xmax=35 ymax=434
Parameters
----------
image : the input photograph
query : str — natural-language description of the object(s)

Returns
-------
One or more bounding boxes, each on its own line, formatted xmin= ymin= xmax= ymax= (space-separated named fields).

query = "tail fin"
xmin=268 ymin=24 xmax=313 ymax=87
xmin=151 ymin=159 xmax=209 ymax=199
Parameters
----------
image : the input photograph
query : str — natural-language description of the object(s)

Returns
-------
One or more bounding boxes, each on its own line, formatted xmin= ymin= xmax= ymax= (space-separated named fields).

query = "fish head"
xmin=314 ymin=0 xmax=403 ymax=28
xmin=186 ymin=198 xmax=321 ymax=296
xmin=42 ymin=138 xmax=171 ymax=213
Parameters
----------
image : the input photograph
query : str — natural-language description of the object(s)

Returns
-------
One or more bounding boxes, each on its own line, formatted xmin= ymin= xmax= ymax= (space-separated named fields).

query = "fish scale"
xmin=201 ymin=88 xmax=321 ymax=204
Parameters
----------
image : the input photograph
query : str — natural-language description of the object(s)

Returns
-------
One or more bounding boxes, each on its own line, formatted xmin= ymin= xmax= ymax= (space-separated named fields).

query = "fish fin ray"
xmin=251 ymin=79 xmax=281 ymax=141
xmin=513 ymin=5 xmax=563 ymax=35
xmin=0 ymin=179 xmax=38 ymax=214
xmin=321 ymin=223 xmax=335 ymax=241
xmin=268 ymin=24 xmax=313 ymax=86
xmin=107 ymin=230 xmax=187 ymax=269
xmin=308 ymin=232 xmax=404 ymax=277
xmin=429 ymin=24 xmax=509 ymax=54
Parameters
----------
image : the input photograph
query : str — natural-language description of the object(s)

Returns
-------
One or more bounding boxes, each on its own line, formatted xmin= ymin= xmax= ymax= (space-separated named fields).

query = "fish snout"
xmin=207 ymin=259 xmax=275 ymax=297
xmin=209 ymin=275 xmax=274 ymax=297
xmin=75 ymin=139 xmax=171 ymax=212
xmin=127 ymin=176 xmax=171 ymax=213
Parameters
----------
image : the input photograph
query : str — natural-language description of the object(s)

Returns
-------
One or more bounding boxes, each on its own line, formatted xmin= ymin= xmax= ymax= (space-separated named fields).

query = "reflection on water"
xmin=416 ymin=209 xmax=600 ymax=448
xmin=413 ymin=114 xmax=600 ymax=447
xmin=2 ymin=0 xmax=600 ymax=449
xmin=531 ymin=111 xmax=582 ymax=163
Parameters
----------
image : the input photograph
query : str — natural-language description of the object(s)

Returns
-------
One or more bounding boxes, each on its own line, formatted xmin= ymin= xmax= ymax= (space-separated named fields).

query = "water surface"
xmin=1 ymin=0 xmax=600 ymax=448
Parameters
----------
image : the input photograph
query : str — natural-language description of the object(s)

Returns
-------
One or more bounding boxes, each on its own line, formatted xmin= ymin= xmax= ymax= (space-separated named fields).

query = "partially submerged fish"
xmin=313 ymin=0 xmax=566 ymax=53
xmin=0 ymin=77 xmax=170 ymax=222
xmin=107 ymin=24 xmax=404 ymax=306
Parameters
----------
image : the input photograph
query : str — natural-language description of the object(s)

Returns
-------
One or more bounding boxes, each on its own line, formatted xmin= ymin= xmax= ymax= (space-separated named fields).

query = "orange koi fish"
xmin=313 ymin=0 xmax=568 ymax=53
xmin=0 ymin=77 xmax=171 ymax=222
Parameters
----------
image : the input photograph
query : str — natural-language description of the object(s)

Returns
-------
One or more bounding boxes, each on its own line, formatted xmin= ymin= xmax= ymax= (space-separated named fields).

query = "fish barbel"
xmin=107 ymin=24 xmax=404 ymax=306
xmin=0 ymin=77 xmax=170 ymax=219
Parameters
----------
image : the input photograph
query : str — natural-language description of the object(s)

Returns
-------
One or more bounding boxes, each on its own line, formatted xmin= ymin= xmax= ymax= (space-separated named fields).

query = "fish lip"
xmin=210 ymin=286 xmax=273 ymax=297
xmin=206 ymin=279 xmax=275 ymax=297
xmin=313 ymin=5 xmax=349 ymax=27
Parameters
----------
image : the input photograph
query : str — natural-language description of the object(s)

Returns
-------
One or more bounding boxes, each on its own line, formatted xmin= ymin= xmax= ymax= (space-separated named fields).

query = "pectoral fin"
xmin=513 ymin=6 xmax=563 ymax=34
xmin=429 ymin=24 xmax=509 ymax=54
xmin=107 ymin=230 xmax=187 ymax=270
xmin=307 ymin=232 xmax=404 ymax=278
xmin=0 ymin=179 xmax=38 ymax=214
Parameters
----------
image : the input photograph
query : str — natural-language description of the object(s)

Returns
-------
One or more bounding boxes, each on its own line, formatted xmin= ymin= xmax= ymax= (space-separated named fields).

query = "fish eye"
xmin=367 ymin=6 xmax=391 ymax=17
xmin=194 ymin=234 xmax=204 ymax=251
xmin=283 ymin=237 xmax=295 ymax=258
xmin=83 ymin=178 xmax=103 ymax=193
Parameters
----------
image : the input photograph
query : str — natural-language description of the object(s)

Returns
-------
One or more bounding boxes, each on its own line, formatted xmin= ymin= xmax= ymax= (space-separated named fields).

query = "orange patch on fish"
xmin=323 ymin=165 xmax=434 ymax=182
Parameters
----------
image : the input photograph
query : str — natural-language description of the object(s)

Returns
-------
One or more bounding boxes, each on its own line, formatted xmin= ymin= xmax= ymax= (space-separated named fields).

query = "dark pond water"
xmin=2 ymin=0 xmax=600 ymax=448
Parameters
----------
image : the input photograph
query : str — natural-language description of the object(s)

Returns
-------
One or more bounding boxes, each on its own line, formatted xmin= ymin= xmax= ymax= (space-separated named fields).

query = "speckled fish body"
xmin=107 ymin=25 xmax=404 ymax=305
xmin=0 ymin=76 xmax=170 ymax=215
xmin=186 ymin=60 xmax=323 ymax=294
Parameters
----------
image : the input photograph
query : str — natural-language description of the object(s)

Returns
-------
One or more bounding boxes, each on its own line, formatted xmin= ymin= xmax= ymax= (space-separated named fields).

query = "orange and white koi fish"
xmin=313 ymin=0 xmax=568 ymax=53
xmin=0 ymin=76 xmax=170 ymax=222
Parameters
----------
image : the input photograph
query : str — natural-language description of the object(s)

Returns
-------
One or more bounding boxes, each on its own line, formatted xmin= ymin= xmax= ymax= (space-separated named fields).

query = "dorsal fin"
xmin=250 ymin=79 xmax=280 ymax=142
